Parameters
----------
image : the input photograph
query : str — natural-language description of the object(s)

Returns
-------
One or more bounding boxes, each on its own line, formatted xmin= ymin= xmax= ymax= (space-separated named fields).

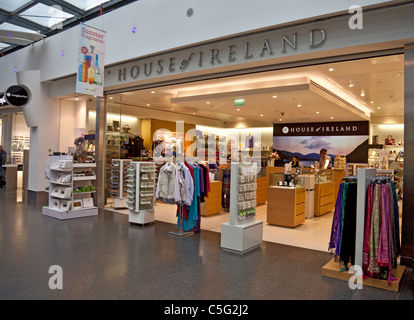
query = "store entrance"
xmin=102 ymin=54 xmax=404 ymax=252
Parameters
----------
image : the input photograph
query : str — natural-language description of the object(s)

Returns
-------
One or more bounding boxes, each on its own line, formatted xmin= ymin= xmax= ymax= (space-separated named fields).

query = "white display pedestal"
xmin=221 ymin=220 xmax=263 ymax=254
xmin=42 ymin=206 xmax=98 ymax=220
xmin=129 ymin=210 xmax=155 ymax=225
xmin=221 ymin=162 xmax=263 ymax=254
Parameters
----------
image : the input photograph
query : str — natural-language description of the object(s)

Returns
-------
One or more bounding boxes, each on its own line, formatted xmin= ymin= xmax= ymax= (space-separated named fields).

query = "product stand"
xmin=221 ymin=162 xmax=263 ymax=254
xmin=111 ymin=159 xmax=132 ymax=209
xmin=168 ymin=205 xmax=194 ymax=238
xmin=42 ymin=155 xmax=98 ymax=220
xmin=321 ymin=168 xmax=406 ymax=292
xmin=127 ymin=161 xmax=156 ymax=225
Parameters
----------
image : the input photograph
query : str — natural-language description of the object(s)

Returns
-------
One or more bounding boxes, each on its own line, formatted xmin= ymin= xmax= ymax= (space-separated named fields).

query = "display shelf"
xmin=111 ymin=159 xmax=132 ymax=209
xmin=73 ymin=175 xmax=96 ymax=181
xmin=127 ymin=161 xmax=156 ymax=225
xmin=42 ymin=155 xmax=98 ymax=220
xmin=221 ymin=162 xmax=263 ymax=254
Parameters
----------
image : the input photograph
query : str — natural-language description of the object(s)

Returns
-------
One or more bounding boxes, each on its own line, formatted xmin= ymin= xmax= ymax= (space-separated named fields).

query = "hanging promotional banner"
xmin=76 ymin=23 xmax=106 ymax=97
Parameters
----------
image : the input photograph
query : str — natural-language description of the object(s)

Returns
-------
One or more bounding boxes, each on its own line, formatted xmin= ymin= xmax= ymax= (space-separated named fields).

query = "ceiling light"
xmin=260 ymin=114 xmax=264 ymax=117
xmin=75 ymin=98 xmax=79 ymax=101
xmin=146 ymin=104 xmax=150 ymax=106
xmin=328 ymin=68 xmax=334 ymax=71
xmin=370 ymin=101 xmax=374 ymax=104
xmin=171 ymin=108 xmax=174 ymax=110
xmin=297 ymin=104 xmax=301 ymax=107
xmin=193 ymin=112 xmax=196 ymax=115
xmin=272 ymin=95 xmax=277 ymax=98
xmin=206 ymin=101 xmax=210 ymax=104
xmin=349 ymin=83 xmax=354 ymax=88
xmin=377 ymin=107 xmax=381 ymax=109
xmin=279 ymin=119 xmax=282 ymax=121
xmin=151 ymin=91 xmax=155 ymax=94
xmin=361 ymin=90 xmax=365 ymax=97
xmin=109 ymin=97 xmax=113 ymax=100
xmin=330 ymin=117 xmax=334 ymax=119
xmin=316 ymin=111 xmax=320 ymax=114
xmin=236 ymin=108 xmax=240 ymax=111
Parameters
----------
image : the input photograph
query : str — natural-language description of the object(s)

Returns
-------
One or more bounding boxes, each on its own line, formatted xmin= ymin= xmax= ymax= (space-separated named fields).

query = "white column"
xmin=16 ymin=70 xmax=60 ymax=195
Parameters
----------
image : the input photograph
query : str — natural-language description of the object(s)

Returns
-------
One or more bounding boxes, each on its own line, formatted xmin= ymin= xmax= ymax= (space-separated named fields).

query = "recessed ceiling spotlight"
xmin=328 ymin=68 xmax=334 ymax=71
xmin=146 ymin=104 xmax=150 ymax=106
xmin=361 ymin=90 xmax=365 ymax=97
xmin=330 ymin=116 xmax=334 ymax=119
xmin=151 ymin=91 xmax=155 ymax=94
xmin=297 ymin=104 xmax=301 ymax=107
xmin=206 ymin=101 xmax=210 ymax=104
xmin=273 ymin=95 xmax=277 ymax=98
xmin=377 ymin=107 xmax=381 ymax=109
xmin=109 ymin=97 xmax=113 ymax=100
xmin=279 ymin=119 xmax=283 ymax=121
xmin=75 ymin=98 xmax=79 ymax=101
xmin=193 ymin=112 xmax=196 ymax=115
xmin=349 ymin=83 xmax=354 ymax=88
xmin=370 ymin=101 xmax=374 ymax=104
xmin=260 ymin=114 xmax=264 ymax=117
xmin=236 ymin=108 xmax=240 ymax=111
xmin=171 ymin=108 xmax=174 ymax=110
xmin=316 ymin=111 xmax=320 ymax=114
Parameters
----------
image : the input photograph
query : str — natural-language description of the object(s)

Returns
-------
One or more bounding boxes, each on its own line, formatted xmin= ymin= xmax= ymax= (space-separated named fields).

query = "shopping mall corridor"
xmin=0 ymin=190 xmax=413 ymax=300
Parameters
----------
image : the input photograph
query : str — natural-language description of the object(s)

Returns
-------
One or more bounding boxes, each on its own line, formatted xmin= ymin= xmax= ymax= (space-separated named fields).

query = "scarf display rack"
xmin=322 ymin=168 xmax=406 ymax=292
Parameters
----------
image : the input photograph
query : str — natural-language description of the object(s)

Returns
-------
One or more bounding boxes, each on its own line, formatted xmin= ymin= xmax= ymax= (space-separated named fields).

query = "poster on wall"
xmin=273 ymin=121 xmax=369 ymax=167
xmin=76 ymin=23 xmax=106 ymax=97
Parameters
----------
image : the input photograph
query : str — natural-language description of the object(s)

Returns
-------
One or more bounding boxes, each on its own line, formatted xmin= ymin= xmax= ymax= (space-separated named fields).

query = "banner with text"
xmin=76 ymin=24 xmax=106 ymax=97
xmin=273 ymin=121 xmax=369 ymax=166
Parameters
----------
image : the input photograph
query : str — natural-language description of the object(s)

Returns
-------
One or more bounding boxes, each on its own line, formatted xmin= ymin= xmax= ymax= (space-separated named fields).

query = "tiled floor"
xmin=107 ymin=203 xmax=340 ymax=252
xmin=2 ymin=190 xmax=413 ymax=300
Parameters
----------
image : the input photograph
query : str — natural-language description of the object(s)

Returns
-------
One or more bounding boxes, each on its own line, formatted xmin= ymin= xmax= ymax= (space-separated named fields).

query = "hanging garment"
xmin=328 ymin=182 xmax=343 ymax=252
xmin=177 ymin=162 xmax=200 ymax=232
xmin=222 ymin=168 xmax=231 ymax=210
xmin=155 ymin=163 xmax=186 ymax=204
xmin=339 ymin=182 xmax=357 ymax=267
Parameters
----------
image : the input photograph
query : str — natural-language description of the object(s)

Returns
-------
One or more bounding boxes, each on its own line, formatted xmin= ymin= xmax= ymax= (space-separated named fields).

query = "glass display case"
xmin=269 ymin=172 xmax=305 ymax=188
xmin=315 ymin=170 xmax=334 ymax=184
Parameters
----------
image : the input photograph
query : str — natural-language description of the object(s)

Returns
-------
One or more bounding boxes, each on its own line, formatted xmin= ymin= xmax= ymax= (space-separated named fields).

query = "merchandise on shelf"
xmin=237 ymin=165 xmax=257 ymax=222
xmin=42 ymin=155 xmax=98 ymax=220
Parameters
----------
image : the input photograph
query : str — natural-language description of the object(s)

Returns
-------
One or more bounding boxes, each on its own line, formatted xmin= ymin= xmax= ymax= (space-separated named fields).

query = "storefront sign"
xmin=274 ymin=121 xmax=369 ymax=136
xmin=76 ymin=24 xmax=106 ymax=97
xmin=273 ymin=121 xmax=369 ymax=164
xmin=4 ymin=85 xmax=31 ymax=107
xmin=108 ymin=29 xmax=327 ymax=86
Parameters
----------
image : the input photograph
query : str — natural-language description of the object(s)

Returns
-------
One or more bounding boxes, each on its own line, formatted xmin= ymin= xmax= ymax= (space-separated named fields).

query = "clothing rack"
xmin=322 ymin=168 xmax=406 ymax=292
xmin=168 ymin=204 xmax=194 ymax=238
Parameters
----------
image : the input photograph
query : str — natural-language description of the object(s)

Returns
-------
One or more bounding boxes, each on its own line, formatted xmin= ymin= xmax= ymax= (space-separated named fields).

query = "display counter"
xmin=267 ymin=186 xmax=306 ymax=227
xmin=256 ymin=177 xmax=268 ymax=205
xmin=314 ymin=170 xmax=335 ymax=217
xmin=2 ymin=164 xmax=18 ymax=191
xmin=201 ymin=181 xmax=222 ymax=216
xmin=266 ymin=172 xmax=306 ymax=227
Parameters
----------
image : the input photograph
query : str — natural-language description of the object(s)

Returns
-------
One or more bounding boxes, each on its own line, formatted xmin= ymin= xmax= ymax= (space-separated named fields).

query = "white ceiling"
xmin=91 ymin=54 xmax=404 ymax=127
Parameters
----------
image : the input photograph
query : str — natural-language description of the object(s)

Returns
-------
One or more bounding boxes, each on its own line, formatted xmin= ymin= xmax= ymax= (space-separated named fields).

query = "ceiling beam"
xmin=35 ymin=0 xmax=85 ymax=18
xmin=0 ymin=8 xmax=49 ymax=33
